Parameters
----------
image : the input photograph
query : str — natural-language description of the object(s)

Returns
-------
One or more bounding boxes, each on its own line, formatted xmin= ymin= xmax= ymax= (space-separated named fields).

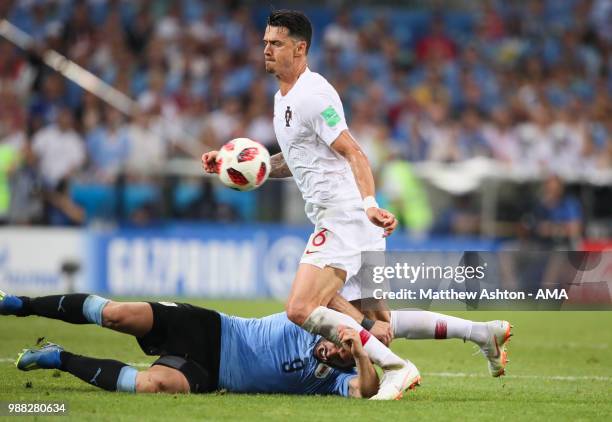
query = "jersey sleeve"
xmin=302 ymin=90 xmax=349 ymax=146
xmin=317 ymin=371 xmax=356 ymax=397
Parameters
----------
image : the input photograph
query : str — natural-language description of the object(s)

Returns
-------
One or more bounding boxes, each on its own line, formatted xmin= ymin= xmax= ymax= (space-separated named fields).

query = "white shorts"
xmin=300 ymin=205 xmax=385 ymax=301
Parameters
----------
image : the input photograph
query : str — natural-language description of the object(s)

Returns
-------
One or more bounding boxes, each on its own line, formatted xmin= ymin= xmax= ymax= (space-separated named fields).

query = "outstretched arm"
xmin=202 ymin=150 xmax=291 ymax=178
xmin=340 ymin=326 xmax=379 ymax=398
xmin=269 ymin=152 xmax=292 ymax=178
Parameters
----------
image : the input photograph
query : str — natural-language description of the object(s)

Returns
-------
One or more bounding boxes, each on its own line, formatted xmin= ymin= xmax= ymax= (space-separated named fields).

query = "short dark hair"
xmin=267 ymin=9 xmax=312 ymax=54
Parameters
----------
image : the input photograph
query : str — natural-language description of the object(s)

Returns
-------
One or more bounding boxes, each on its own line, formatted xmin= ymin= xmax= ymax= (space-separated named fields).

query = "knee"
xmin=136 ymin=372 xmax=163 ymax=393
xmin=101 ymin=302 xmax=126 ymax=329
xmin=285 ymin=300 xmax=315 ymax=327
xmin=136 ymin=370 xmax=187 ymax=394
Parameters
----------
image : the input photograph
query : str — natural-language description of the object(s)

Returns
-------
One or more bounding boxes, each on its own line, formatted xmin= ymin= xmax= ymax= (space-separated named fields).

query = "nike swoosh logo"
xmin=305 ymin=250 xmax=317 ymax=255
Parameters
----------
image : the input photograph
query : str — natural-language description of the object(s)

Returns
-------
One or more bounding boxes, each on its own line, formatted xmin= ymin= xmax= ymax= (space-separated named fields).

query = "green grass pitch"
xmin=1 ymin=300 xmax=611 ymax=421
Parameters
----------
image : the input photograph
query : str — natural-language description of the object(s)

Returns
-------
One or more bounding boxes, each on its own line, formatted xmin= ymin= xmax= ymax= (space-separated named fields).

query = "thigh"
xmin=288 ymin=263 xmax=346 ymax=309
xmin=102 ymin=302 xmax=153 ymax=337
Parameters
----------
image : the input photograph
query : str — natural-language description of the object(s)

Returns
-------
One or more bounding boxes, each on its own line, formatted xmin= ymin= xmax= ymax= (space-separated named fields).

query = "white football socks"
xmin=390 ymin=309 xmax=488 ymax=345
xmin=303 ymin=306 xmax=406 ymax=369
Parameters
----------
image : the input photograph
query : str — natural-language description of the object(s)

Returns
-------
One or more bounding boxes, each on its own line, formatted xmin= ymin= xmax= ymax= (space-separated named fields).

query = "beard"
xmin=264 ymin=61 xmax=276 ymax=74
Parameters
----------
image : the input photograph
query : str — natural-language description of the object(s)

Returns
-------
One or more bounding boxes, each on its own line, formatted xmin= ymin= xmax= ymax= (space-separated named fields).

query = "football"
xmin=217 ymin=138 xmax=271 ymax=191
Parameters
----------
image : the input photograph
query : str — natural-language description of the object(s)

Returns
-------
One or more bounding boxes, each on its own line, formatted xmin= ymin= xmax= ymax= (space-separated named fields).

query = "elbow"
xmin=339 ymin=146 xmax=366 ymax=162
xmin=353 ymin=373 xmax=380 ymax=399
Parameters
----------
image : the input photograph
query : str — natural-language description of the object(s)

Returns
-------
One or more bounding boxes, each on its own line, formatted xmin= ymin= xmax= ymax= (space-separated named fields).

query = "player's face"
xmin=263 ymin=25 xmax=300 ymax=75
xmin=315 ymin=339 xmax=355 ymax=370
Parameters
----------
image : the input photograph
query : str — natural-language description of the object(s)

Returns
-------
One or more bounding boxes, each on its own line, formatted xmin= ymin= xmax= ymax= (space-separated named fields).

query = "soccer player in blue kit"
xmin=1 ymin=291 xmax=380 ymax=397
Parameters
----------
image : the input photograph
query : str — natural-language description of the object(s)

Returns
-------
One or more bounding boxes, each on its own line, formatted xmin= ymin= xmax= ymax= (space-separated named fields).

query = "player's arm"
xmin=201 ymin=150 xmax=291 ymax=178
xmin=329 ymin=293 xmax=393 ymax=346
xmin=339 ymin=326 xmax=379 ymax=398
xmin=330 ymin=130 xmax=398 ymax=237
xmin=201 ymin=151 xmax=220 ymax=174
xmin=269 ymin=152 xmax=292 ymax=178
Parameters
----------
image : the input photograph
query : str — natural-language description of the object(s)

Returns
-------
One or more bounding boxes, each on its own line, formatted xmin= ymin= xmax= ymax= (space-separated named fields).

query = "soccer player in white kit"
xmin=203 ymin=10 xmax=419 ymax=399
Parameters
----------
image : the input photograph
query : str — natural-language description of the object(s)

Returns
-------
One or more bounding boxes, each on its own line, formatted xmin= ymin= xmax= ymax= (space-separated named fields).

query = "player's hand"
xmin=338 ymin=325 xmax=367 ymax=359
xmin=369 ymin=320 xmax=393 ymax=346
xmin=201 ymin=151 xmax=220 ymax=174
xmin=366 ymin=207 xmax=398 ymax=237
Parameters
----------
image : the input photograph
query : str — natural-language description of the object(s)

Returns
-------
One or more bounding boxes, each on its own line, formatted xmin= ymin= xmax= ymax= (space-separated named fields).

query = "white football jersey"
xmin=273 ymin=68 xmax=362 ymax=220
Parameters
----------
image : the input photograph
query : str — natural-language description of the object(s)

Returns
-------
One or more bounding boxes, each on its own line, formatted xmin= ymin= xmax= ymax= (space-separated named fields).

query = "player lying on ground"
xmin=0 ymin=290 xmax=404 ymax=398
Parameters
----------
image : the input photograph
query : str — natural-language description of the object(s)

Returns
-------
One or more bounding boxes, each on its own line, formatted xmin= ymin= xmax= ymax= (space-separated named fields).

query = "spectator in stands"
xmin=380 ymin=150 xmax=433 ymax=237
xmin=80 ymin=92 xmax=103 ymax=133
xmin=7 ymin=141 xmax=44 ymax=225
xmin=583 ymin=92 xmax=612 ymax=169
xmin=515 ymin=104 xmax=554 ymax=174
xmin=483 ymin=106 xmax=520 ymax=167
xmin=477 ymin=0 xmax=506 ymax=41
xmin=323 ymin=9 xmax=358 ymax=51
xmin=202 ymin=96 xmax=242 ymax=147
xmin=31 ymin=107 xmax=85 ymax=188
xmin=86 ymin=106 xmax=130 ymax=183
xmin=410 ymin=64 xmax=451 ymax=109
xmin=455 ymin=108 xmax=491 ymax=160
xmin=28 ymin=73 xmax=68 ymax=133
xmin=529 ymin=174 xmax=583 ymax=249
xmin=1 ymin=0 xmax=610 ymax=228
xmin=414 ymin=101 xmax=456 ymax=162
xmin=415 ymin=14 xmax=457 ymax=63
xmin=245 ymin=96 xmax=277 ymax=155
xmin=591 ymin=0 xmax=612 ymax=43
xmin=0 ymin=117 xmax=23 ymax=224
xmin=547 ymin=102 xmax=587 ymax=176
xmin=432 ymin=194 xmax=480 ymax=236
xmin=44 ymin=177 xmax=85 ymax=226
xmin=349 ymin=100 xmax=391 ymax=177
xmin=125 ymin=5 xmax=154 ymax=54
xmin=0 ymin=39 xmax=34 ymax=103
xmin=174 ymin=96 xmax=213 ymax=158
xmin=125 ymin=109 xmax=167 ymax=174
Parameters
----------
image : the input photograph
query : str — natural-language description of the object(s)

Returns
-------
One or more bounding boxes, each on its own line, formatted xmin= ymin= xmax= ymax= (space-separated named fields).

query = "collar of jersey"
xmin=278 ymin=67 xmax=311 ymax=99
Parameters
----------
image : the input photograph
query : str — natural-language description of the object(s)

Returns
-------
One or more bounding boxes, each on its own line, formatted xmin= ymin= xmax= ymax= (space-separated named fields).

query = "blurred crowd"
xmin=0 ymin=0 xmax=610 ymax=230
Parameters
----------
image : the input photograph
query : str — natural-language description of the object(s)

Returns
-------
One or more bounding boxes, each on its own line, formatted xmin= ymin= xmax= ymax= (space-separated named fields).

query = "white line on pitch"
xmin=426 ymin=372 xmax=612 ymax=381
xmin=1 ymin=358 xmax=610 ymax=381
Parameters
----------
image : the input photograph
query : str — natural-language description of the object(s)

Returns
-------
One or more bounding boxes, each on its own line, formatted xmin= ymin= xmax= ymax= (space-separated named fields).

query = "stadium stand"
xmin=0 ymin=0 xmax=610 ymax=239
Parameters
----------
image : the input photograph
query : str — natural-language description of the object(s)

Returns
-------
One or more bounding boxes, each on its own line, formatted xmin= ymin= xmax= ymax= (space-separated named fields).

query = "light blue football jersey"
xmin=218 ymin=312 xmax=356 ymax=396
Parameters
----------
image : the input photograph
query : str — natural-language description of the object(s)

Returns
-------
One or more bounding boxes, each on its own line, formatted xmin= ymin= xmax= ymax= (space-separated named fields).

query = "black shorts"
xmin=137 ymin=302 xmax=221 ymax=393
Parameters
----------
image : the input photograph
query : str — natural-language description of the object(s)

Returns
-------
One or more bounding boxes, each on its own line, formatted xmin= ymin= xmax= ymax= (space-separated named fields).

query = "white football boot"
xmin=370 ymin=360 xmax=421 ymax=400
xmin=479 ymin=320 xmax=513 ymax=377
